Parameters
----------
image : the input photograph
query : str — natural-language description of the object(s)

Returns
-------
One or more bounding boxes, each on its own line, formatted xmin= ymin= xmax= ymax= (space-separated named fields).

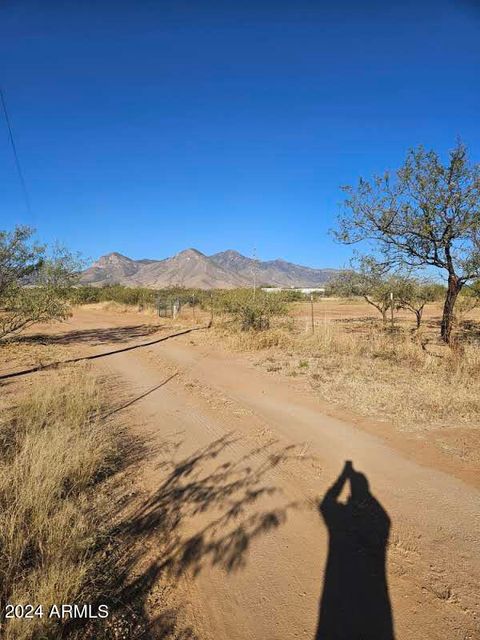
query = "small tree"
xmin=466 ymin=279 xmax=480 ymax=302
xmin=0 ymin=226 xmax=43 ymax=297
xmin=331 ymin=257 xmax=395 ymax=325
xmin=217 ymin=289 xmax=289 ymax=331
xmin=0 ymin=228 xmax=80 ymax=341
xmin=334 ymin=143 xmax=480 ymax=343
xmin=454 ymin=283 xmax=480 ymax=325
xmin=395 ymin=279 xmax=444 ymax=329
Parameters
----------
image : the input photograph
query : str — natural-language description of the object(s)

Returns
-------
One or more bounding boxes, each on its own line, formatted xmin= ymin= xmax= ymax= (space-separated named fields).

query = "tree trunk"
xmin=440 ymin=274 xmax=462 ymax=344
xmin=415 ymin=304 xmax=426 ymax=330
xmin=415 ymin=309 xmax=422 ymax=329
xmin=363 ymin=296 xmax=387 ymax=325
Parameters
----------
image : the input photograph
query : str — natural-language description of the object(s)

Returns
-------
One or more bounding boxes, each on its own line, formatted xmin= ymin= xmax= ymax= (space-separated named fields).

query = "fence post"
xmin=310 ymin=293 xmax=315 ymax=333
xmin=173 ymin=299 xmax=179 ymax=320
xmin=390 ymin=291 xmax=394 ymax=331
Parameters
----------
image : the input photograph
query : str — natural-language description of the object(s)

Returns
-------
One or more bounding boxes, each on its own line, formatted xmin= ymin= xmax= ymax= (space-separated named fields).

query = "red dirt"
xmin=7 ymin=307 xmax=480 ymax=639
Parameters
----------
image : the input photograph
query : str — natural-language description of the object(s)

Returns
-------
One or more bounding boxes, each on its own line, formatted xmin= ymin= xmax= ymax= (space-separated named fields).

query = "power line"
xmin=0 ymin=87 xmax=33 ymax=219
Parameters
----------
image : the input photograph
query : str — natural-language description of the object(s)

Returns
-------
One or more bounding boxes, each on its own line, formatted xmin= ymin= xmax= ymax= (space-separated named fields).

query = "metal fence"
xmin=156 ymin=298 xmax=182 ymax=318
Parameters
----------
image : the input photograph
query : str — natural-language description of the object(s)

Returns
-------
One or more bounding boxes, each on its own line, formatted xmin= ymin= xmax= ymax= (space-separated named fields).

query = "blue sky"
xmin=1 ymin=0 xmax=479 ymax=268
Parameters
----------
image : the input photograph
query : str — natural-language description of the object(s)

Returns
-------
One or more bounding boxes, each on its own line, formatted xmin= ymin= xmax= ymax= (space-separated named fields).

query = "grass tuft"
xmin=0 ymin=366 xmax=123 ymax=640
xmin=216 ymin=320 xmax=480 ymax=432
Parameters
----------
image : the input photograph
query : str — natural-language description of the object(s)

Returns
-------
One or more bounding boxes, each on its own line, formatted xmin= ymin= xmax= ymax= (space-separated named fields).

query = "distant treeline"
xmin=69 ymin=284 xmax=207 ymax=307
xmin=68 ymin=284 xmax=319 ymax=308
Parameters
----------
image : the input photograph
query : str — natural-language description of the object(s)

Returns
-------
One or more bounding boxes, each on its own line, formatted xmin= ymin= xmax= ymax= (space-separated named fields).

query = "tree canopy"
xmin=334 ymin=143 xmax=480 ymax=342
xmin=0 ymin=227 xmax=80 ymax=341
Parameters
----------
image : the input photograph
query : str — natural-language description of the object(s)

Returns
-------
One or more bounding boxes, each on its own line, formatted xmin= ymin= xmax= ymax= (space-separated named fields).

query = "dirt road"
xmin=21 ymin=309 xmax=480 ymax=639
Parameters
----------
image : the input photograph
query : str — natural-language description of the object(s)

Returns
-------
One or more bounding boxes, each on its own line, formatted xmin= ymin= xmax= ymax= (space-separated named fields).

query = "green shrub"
xmin=214 ymin=289 xmax=289 ymax=331
xmin=0 ymin=229 xmax=80 ymax=341
xmin=70 ymin=285 xmax=212 ymax=311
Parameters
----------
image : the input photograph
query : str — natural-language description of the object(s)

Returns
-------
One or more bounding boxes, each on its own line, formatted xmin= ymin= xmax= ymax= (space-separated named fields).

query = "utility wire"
xmin=0 ymin=87 xmax=33 ymax=219
xmin=0 ymin=324 xmax=210 ymax=381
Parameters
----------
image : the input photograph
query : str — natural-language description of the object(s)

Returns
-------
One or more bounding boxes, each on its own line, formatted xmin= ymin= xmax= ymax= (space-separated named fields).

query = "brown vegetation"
xmin=0 ymin=364 xmax=124 ymax=640
xmin=212 ymin=299 xmax=480 ymax=437
xmin=1 ymin=299 xmax=478 ymax=639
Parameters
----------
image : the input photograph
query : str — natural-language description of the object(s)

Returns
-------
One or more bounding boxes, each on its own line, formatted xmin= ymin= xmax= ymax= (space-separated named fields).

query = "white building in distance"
xmin=262 ymin=287 xmax=325 ymax=295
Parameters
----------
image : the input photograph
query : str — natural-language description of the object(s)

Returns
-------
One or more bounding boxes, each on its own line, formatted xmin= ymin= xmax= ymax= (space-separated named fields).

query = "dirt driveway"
xmin=11 ymin=308 xmax=480 ymax=639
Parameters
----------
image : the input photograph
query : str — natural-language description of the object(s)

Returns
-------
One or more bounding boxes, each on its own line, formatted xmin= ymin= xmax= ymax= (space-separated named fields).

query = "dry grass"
xmin=0 ymin=340 xmax=72 ymax=373
xmin=81 ymin=300 xmax=207 ymax=327
xmin=0 ymin=365 xmax=124 ymax=640
xmin=215 ymin=318 xmax=480 ymax=433
xmin=83 ymin=300 xmax=157 ymax=315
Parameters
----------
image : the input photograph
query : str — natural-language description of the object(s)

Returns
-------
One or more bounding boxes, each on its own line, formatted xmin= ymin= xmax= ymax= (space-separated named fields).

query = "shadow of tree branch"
xmin=83 ymin=433 xmax=302 ymax=639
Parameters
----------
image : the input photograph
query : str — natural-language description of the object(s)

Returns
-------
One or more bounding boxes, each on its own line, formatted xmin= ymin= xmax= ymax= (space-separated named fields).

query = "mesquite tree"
xmin=334 ymin=143 xmax=480 ymax=343
xmin=0 ymin=226 xmax=43 ymax=298
xmin=0 ymin=226 xmax=79 ymax=341
xmin=331 ymin=258 xmax=395 ymax=324
xmin=394 ymin=279 xmax=443 ymax=329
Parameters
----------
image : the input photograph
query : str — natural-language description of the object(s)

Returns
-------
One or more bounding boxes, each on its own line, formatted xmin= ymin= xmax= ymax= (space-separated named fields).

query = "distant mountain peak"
xmin=93 ymin=252 xmax=132 ymax=266
xmin=175 ymin=248 xmax=206 ymax=258
xmin=104 ymin=251 xmax=130 ymax=259
xmin=81 ymin=248 xmax=339 ymax=289
xmin=210 ymin=250 xmax=253 ymax=265
xmin=214 ymin=249 xmax=244 ymax=257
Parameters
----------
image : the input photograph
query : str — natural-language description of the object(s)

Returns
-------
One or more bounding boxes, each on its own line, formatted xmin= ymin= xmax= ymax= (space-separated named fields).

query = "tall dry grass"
xmin=0 ymin=366 xmax=123 ymax=640
xmin=216 ymin=320 xmax=480 ymax=431
xmin=83 ymin=300 xmax=157 ymax=316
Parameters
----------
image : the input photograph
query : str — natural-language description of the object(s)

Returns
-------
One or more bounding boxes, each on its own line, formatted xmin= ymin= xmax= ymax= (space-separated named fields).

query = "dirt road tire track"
xmin=94 ymin=333 xmax=480 ymax=640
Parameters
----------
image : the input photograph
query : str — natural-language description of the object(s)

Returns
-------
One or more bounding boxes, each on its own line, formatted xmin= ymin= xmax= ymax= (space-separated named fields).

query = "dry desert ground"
xmin=1 ymin=300 xmax=479 ymax=640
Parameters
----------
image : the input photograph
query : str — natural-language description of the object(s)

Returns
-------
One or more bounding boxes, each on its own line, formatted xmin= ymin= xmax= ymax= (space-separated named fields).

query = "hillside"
xmin=210 ymin=250 xmax=339 ymax=288
xmin=80 ymin=248 xmax=339 ymax=289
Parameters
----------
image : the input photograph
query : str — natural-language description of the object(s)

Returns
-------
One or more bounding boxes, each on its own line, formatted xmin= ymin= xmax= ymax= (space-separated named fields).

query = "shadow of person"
xmin=316 ymin=461 xmax=395 ymax=640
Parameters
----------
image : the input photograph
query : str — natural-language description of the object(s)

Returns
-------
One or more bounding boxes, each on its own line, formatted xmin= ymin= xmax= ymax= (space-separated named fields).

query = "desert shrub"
xmin=214 ymin=289 xmax=289 ymax=330
xmin=99 ymin=284 xmax=155 ymax=307
xmin=69 ymin=284 xmax=155 ymax=307
xmin=0 ymin=228 xmax=80 ymax=341
xmin=455 ymin=288 xmax=480 ymax=316
xmin=71 ymin=284 xmax=210 ymax=314
xmin=215 ymin=316 xmax=480 ymax=431
xmin=276 ymin=289 xmax=305 ymax=302
xmin=69 ymin=286 xmax=102 ymax=305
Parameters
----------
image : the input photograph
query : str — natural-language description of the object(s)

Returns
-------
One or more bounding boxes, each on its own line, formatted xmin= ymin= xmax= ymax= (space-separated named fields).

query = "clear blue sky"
xmin=1 ymin=0 xmax=479 ymax=268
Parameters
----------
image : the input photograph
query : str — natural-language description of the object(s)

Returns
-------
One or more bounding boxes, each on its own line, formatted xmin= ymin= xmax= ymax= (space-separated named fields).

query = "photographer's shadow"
xmin=316 ymin=461 xmax=395 ymax=640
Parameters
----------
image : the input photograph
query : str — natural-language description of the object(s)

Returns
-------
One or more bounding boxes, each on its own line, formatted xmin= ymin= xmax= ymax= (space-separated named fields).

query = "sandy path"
xmin=95 ymin=331 xmax=479 ymax=640
xmin=18 ymin=309 xmax=480 ymax=639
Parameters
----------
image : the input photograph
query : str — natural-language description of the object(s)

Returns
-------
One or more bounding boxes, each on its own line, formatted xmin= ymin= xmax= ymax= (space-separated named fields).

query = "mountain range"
xmin=80 ymin=249 xmax=339 ymax=289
